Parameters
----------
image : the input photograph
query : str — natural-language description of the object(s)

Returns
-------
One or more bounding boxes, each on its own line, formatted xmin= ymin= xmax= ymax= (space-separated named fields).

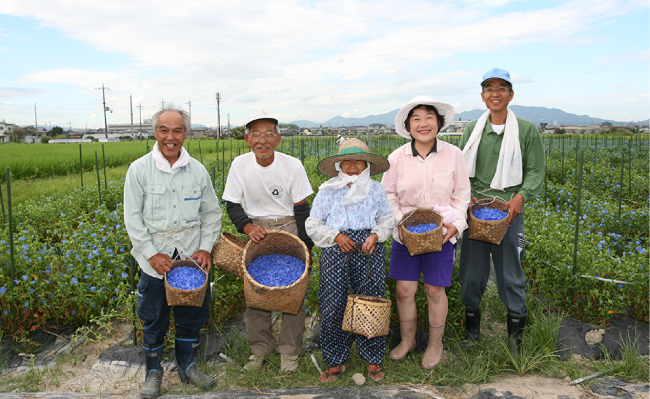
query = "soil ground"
xmin=0 ymin=317 xmax=647 ymax=398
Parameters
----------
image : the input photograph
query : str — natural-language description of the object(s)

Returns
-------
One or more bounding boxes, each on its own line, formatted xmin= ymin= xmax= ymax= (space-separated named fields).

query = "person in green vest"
xmin=458 ymin=68 xmax=546 ymax=355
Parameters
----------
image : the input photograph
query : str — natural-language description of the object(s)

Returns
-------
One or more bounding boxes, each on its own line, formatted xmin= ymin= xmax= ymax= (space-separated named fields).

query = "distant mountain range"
xmin=289 ymin=106 xmax=648 ymax=128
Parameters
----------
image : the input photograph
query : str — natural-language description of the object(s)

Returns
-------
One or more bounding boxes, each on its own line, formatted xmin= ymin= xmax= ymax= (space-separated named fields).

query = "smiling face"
xmin=154 ymin=110 xmax=187 ymax=165
xmin=245 ymin=119 xmax=280 ymax=163
xmin=407 ymin=106 xmax=440 ymax=146
xmin=340 ymin=159 xmax=367 ymax=176
xmin=481 ymin=78 xmax=514 ymax=114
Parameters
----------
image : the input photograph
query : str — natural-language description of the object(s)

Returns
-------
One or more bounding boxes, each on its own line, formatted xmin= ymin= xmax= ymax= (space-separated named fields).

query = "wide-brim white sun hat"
xmin=245 ymin=110 xmax=278 ymax=127
xmin=394 ymin=96 xmax=455 ymax=139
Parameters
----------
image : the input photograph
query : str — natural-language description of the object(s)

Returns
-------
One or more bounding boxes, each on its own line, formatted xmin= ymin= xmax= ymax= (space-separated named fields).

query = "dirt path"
xmin=1 ymin=319 xmax=647 ymax=399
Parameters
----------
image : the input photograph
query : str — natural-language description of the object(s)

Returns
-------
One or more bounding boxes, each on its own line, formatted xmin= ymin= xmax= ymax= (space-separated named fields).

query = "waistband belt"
xmin=252 ymin=216 xmax=296 ymax=227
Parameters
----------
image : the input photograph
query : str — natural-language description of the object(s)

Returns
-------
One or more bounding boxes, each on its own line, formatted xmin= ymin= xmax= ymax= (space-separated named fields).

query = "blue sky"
xmin=0 ymin=0 xmax=647 ymax=129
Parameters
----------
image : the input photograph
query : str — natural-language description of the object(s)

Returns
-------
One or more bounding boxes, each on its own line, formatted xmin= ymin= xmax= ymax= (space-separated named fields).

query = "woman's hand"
xmin=335 ymin=233 xmax=357 ymax=253
xmin=442 ymin=223 xmax=458 ymax=245
xmin=361 ymin=234 xmax=378 ymax=255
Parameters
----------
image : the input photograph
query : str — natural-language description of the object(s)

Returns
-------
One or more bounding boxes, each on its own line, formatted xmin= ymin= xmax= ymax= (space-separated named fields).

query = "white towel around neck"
xmin=462 ymin=108 xmax=522 ymax=191
xmin=318 ymin=161 xmax=372 ymax=205
xmin=152 ymin=142 xmax=190 ymax=173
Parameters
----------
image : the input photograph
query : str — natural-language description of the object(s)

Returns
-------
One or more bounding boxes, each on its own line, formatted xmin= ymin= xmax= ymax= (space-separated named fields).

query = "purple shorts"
xmin=388 ymin=239 xmax=456 ymax=287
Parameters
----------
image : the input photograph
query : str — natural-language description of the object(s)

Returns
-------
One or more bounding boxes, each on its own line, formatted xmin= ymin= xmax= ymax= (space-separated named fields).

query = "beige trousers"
xmin=246 ymin=222 xmax=306 ymax=356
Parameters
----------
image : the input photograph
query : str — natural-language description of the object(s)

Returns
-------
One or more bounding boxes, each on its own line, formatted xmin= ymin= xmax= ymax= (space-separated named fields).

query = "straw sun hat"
xmin=317 ymin=138 xmax=390 ymax=177
xmin=394 ymin=95 xmax=455 ymax=139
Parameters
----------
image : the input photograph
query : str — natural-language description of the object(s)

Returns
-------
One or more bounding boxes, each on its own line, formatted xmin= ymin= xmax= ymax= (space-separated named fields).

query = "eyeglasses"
xmin=482 ymin=87 xmax=510 ymax=94
xmin=249 ymin=133 xmax=278 ymax=143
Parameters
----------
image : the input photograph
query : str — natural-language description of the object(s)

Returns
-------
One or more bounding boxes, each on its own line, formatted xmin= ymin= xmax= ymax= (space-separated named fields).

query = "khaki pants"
xmin=246 ymin=222 xmax=306 ymax=356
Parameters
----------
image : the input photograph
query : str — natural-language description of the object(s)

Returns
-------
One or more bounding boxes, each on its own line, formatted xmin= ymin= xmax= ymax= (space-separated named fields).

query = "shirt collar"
xmin=410 ymin=138 xmax=437 ymax=158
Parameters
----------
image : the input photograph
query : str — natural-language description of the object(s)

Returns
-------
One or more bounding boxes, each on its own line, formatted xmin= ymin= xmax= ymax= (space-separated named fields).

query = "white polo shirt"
xmin=222 ymin=152 xmax=313 ymax=219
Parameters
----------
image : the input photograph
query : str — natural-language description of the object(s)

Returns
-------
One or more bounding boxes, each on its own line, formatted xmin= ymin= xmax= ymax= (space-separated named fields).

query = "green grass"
xmin=1 ymin=166 xmax=129 ymax=206
xmin=0 ymin=139 xmax=243 ymax=183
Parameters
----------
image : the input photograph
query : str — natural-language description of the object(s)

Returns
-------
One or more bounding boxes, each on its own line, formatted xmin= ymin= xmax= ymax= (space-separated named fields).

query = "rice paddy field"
xmin=0 ymin=134 xmax=647 ymax=348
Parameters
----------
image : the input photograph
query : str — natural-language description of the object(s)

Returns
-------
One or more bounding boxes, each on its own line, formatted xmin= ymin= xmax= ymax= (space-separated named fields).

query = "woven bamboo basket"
xmin=242 ymin=230 xmax=310 ymax=315
xmin=468 ymin=198 xmax=510 ymax=245
xmin=211 ymin=232 xmax=247 ymax=278
xmin=164 ymin=259 xmax=208 ymax=307
xmin=399 ymin=208 xmax=443 ymax=256
xmin=341 ymin=295 xmax=392 ymax=338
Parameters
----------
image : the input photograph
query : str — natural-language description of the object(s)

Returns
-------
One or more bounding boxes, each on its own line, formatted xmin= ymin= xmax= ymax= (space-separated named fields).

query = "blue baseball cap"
xmin=481 ymin=68 xmax=512 ymax=86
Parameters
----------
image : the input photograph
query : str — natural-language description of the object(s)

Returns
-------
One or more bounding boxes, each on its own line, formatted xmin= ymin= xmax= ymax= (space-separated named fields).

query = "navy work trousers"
xmin=137 ymin=271 xmax=210 ymax=345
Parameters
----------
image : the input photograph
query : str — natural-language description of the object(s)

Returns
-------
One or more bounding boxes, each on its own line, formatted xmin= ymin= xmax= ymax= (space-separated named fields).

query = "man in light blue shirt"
xmin=124 ymin=105 xmax=221 ymax=398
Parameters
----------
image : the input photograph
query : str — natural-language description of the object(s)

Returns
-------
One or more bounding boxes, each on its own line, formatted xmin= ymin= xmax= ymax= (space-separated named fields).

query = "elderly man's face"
xmin=245 ymin=119 xmax=280 ymax=160
xmin=481 ymin=78 xmax=514 ymax=114
xmin=155 ymin=110 xmax=186 ymax=165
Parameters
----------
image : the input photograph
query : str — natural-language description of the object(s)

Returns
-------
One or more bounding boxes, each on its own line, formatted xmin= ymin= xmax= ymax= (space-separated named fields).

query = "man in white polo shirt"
xmin=222 ymin=110 xmax=314 ymax=373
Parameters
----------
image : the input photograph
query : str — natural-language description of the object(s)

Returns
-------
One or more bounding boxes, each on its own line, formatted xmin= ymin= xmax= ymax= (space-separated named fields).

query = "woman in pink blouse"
xmin=382 ymin=96 xmax=471 ymax=369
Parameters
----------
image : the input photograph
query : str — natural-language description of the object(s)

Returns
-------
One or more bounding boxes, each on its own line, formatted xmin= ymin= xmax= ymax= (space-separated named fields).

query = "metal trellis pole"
xmin=79 ymin=143 xmax=84 ymax=189
xmin=95 ymin=151 xmax=103 ymax=206
xmin=102 ymin=144 xmax=107 ymax=190
xmin=6 ymin=168 xmax=16 ymax=332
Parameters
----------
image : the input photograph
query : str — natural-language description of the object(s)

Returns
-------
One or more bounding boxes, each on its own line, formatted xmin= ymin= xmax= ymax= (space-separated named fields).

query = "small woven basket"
xmin=164 ymin=259 xmax=208 ymax=307
xmin=211 ymin=232 xmax=247 ymax=278
xmin=399 ymin=208 xmax=443 ymax=256
xmin=468 ymin=198 xmax=510 ymax=245
xmin=242 ymin=230 xmax=310 ymax=315
xmin=341 ymin=295 xmax=392 ymax=338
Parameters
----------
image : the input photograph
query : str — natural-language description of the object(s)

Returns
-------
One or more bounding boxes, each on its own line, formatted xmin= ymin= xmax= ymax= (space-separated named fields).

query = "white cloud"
xmin=342 ymin=108 xmax=360 ymax=118
xmin=595 ymin=50 xmax=649 ymax=64
xmin=0 ymin=0 xmax=647 ymax=124
xmin=0 ymin=87 xmax=44 ymax=96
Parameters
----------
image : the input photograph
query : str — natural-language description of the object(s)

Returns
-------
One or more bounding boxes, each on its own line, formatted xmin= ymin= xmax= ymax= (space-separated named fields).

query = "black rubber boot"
xmin=460 ymin=307 xmax=481 ymax=347
xmin=507 ymin=312 xmax=527 ymax=357
xmin=175 ymin=337 xmax=216 ymax=389
xmin=140 ymin=342 xmax=164 ymax=399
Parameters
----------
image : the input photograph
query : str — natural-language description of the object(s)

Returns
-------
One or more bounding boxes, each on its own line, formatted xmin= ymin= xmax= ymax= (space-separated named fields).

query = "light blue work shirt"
xmin=124 ymin=153 xmax=222 ymax=279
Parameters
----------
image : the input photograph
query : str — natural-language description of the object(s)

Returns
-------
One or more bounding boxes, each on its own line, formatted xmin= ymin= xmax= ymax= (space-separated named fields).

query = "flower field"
xmin=0 ymin=134 xmax=647 ymax=349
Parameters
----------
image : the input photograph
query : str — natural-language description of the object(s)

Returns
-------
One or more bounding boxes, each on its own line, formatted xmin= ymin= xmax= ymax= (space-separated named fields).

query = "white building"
xmin=107 ymin=118 xmax=153 ymax=136
xmin=0 ymin=121 xmax=16 ymax=143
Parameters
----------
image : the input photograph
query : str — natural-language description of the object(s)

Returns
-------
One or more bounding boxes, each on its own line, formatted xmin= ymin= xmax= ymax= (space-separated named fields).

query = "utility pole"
xmin=186 ymin=99 xmax=192 ymax=138
xmin=161 ymin=99 xmax=165 ymax=109
xmin=130 ymin=95 xmax=134 ymax=141
xmin=137 ymin=104 xmax=144 ymax=141
xmin=96 ymin=83 xmax=110 ymax=138
xmin=227 ymin=113 xmax=230 ymax=131
xmin=34 ymin=103 xmax=38 ymax=137
xmin=68 ymin=121 xmax=72 ymax=136
xmin=216 ymin=92 xmax=221 ymax=139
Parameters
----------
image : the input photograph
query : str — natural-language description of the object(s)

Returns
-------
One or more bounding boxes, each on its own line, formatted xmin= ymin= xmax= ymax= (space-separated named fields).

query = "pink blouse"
xmin=381 ymin=140 xmax=471 ymax=244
